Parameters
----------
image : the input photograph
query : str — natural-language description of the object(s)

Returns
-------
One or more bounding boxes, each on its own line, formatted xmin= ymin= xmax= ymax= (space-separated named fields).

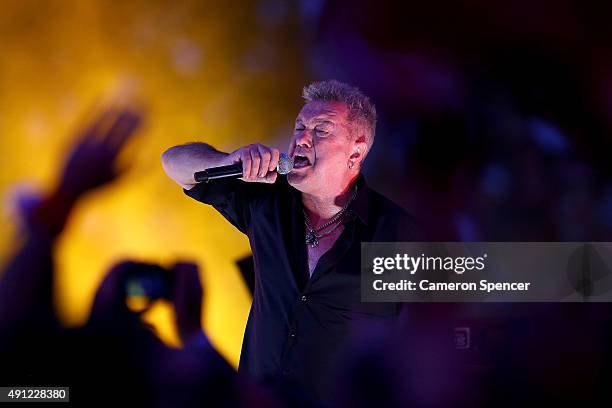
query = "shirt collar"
xmin=347 ymin=172 xmax=372 ymax=226
xmin=288 ymin=172 xmax=373 ymax=226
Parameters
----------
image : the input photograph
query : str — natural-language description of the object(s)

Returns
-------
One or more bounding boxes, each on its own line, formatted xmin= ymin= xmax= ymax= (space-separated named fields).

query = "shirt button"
xmin=289 ymin=333 xmax=296 ymax=338
xmin=300 ymin=295 xmax=307 ymax=302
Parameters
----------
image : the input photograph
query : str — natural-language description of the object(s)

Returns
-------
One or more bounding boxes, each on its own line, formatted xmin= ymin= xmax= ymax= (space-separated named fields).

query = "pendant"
xmin=305 ymin=230 xmax=319 ymax=247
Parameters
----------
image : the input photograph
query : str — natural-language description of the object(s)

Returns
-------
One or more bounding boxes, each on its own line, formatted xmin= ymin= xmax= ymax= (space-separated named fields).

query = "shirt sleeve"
xmin=183 ymin=178 xmax=253 ymax=234
xmin=183 ymin=178 xmax=283 ymax=235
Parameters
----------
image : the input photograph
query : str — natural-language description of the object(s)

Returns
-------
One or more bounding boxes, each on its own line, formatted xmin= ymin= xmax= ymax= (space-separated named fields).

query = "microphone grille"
xmin=277 ymin=153 xmax=294 ymax=175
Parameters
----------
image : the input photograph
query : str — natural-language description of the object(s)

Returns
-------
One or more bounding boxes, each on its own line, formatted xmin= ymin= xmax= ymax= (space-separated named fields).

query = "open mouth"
xmin=293 ymin=154 xmax=311 ymax=169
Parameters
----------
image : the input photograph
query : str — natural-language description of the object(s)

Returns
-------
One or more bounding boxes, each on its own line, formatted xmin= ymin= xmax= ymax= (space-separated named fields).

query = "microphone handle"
xmin=194 ymin=163 xmax=243 ymax=183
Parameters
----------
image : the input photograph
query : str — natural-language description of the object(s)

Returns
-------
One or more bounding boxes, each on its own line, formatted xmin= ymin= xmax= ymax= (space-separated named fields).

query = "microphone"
xmin=194 ymin=153 xmax=294 ymax=183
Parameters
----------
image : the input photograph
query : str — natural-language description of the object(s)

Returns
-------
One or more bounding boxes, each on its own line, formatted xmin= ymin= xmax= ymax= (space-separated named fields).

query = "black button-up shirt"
xmin=184 ymin=174 xmax=418 ymax=402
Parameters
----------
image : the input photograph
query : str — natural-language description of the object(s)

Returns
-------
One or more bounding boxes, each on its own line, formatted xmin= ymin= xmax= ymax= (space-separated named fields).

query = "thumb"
xmin=227 ymin=149 xmax=242 ymax=164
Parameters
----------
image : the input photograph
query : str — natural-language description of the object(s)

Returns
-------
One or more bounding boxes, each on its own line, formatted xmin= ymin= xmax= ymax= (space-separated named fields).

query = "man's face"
xmin=287 ymin=100 xmax=354 ymax=195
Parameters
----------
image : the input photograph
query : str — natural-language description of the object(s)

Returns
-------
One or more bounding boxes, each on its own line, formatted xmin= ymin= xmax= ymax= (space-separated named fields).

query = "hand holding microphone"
xmin=194 ymin=143 xmax=293 ymax=184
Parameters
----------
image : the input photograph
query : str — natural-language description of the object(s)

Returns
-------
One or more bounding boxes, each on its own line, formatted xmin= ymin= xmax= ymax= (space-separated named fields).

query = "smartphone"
xmin=125 ymin=263 xmax=172 ymax=302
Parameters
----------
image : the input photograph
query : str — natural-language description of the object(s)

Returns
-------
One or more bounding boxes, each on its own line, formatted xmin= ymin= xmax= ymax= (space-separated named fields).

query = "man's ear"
xmin=350 ymin=134 xmax=368 ymax=165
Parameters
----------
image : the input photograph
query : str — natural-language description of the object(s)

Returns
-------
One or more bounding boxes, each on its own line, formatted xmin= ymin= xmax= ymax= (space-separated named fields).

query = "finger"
xmin=257 ymin=145 xmax=272 ymax=178
xmin=173 ymin=261 xmax=199 ymax=274
xmin=172 ymin=263 xmax=202 ymax=298
xmin=81 ymin=109 xmax=118 ymax=141
xmin=73 ymin=131 xmax=97 ymax=153
xmin=103 ymin=110 xmax=142 ymax=150
xmin=249 ymin=146 xmax=260 ymax=182
xmin=91 ymin=260 xmax=136 ymax=314
xmin=241 ymin=149 xmax=252 ymax=180
xmin=269 ymin=148 xmax=280 ymax=172
xmin=263 ymin=171 xmax=278 ymax=184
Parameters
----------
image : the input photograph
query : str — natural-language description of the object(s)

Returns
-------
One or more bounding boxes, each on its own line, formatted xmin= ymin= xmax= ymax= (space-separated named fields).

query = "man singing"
xmin=161 ymin=80 xmax=418 ymax=402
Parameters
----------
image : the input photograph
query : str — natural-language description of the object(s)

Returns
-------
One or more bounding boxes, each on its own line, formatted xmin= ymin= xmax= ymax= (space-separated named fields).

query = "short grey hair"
xmin=302 ymin=79 xmax=377 ymax=150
